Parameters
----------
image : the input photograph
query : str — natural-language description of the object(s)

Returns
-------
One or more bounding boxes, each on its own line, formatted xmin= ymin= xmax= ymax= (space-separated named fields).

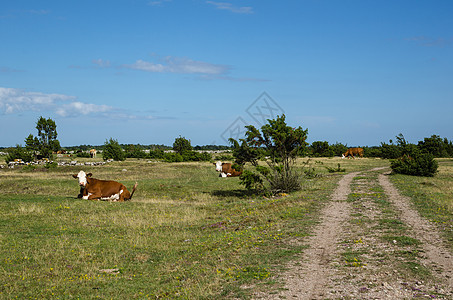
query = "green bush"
xmin=149 ymin=149 xmax=165 ymax=160
xmin=329 ymin=142 xmax=348 ymax=157
xmin=418 ymin=135 xmax=453 ymax=157
xmin=325 ymin=163 xmax=346 ymax=173
xmin=44 ymin=162 xmax=58 ymax=169
xmin=103 ymin=138 xmax=126 ymax=161
xmin=125 ymin=145 xmax=148 ymax=159
xmin=162 ymin=151 xmax=211 ymax=162
xmin=164 ymin=152 xmax=184 ymax=162
xmin=380 ymin=142 xmax=402 ymax=159
xmin=310 ymin=141 xmax=333 ymax=157
xmin=390 ymin=145 xmax=438 ymax=177
xmin=5 ymin=145 xmax=34 ymax=163
xmin=76 ymin=151 xmax=90 ymax=158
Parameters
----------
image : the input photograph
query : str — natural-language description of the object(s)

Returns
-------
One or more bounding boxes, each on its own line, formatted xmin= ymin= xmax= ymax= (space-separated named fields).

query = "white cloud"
xmin=148 ymin=0 xmax=172 ymax=6
xmin=55 ymin=102 xmax=112 ymax=117
xmin=405 ymin=36 xmax=452 ymax=47
xmin=92 ymin=59 xmax=111 ymax=68
xmin=0 ymin=87 xmax=113 ymax=117
xmin=206 ymin=1 xmax=253 ymax=14
xmin=125 ymin=56 xmax=230 ymax=75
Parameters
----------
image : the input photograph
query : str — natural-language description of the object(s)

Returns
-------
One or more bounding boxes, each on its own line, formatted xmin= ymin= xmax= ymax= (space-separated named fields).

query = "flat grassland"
xmin=0 ymin=157 xmax=451 ymax=299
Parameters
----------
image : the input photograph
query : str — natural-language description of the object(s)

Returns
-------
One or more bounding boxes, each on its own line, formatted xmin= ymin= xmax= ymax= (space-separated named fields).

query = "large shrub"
xmin=5 ymin=145 xmax=34 ymax=163
xmin=390 ymin=144 xmax=438 ymax=177
xmin=230 ymin=115 xmax=308 ymax=194
xmin=103 ymin=138 xmax=126 ymax=161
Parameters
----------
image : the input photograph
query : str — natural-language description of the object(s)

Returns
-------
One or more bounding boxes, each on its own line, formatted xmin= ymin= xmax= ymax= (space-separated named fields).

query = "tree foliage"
xmin=310 ymin=141 xmax=332 ymax=157
xmin=173 ymin=136 xmax=193 ymax=155
xmin=24 ymin=116 xmax=60 ymax=159
xmin=418 ymin=135 xmax=453 ymax=157
xmin=103 ymin=138 xmax=126 ymax=161
xmin=230 ymin=115 xmax=308 ymax=194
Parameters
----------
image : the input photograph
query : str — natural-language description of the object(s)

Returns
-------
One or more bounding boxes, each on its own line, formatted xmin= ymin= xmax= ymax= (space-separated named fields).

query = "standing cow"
xmin=73 ymin=171 xmax=137 ymax=201
xmin=214 ymin=161 xmax=242 ymax=177
xmin=342 ymin=147 xmax=364 ymax=159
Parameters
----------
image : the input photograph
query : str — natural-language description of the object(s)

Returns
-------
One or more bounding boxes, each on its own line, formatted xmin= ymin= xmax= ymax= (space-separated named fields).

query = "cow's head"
xmin=72 ymin=171 xmax=92 ymax=187
xmin=214 ymin=161 xmax=223 ymax=172
xmin=341 ymin=154 xmax=346 ymax=159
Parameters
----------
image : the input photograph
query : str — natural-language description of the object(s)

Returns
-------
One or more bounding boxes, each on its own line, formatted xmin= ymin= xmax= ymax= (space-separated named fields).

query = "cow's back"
xmin=86 ymin=178 xmax=124 ymax=196
xmin=222 ymin=163 xmax=242 ymax=177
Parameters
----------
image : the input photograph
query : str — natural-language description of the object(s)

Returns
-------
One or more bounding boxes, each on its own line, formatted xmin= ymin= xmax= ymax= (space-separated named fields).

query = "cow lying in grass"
xmin=73 ymin=171 xmax=137 ymax=201
xmin=342 ymin=147 xmax=364 ymax=159
xmin=214 ymin=161 xmax=242 ymax=177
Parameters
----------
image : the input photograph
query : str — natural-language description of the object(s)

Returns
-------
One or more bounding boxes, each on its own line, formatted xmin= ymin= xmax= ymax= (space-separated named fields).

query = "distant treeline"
xmin=51 ymin=144 xmax=232 ymax=152
xmin=3 ymin=134 xmax=452 ymax=163
xmin=308 ymin=134 xmax=453 ymax=158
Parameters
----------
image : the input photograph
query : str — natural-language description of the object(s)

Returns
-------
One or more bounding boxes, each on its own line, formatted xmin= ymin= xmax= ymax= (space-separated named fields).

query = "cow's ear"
xmin=86 ymin=173 xmax=93 ymax=177
xmin=72 ymin=174 xmax=78 ymax=179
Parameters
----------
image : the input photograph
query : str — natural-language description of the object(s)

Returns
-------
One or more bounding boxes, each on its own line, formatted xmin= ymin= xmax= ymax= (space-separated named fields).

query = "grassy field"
xmin=0 ymin=157 xmax=451 ymax=299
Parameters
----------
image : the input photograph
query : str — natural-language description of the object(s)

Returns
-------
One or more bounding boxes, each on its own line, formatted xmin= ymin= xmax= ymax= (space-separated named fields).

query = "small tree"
xmin=230 ymin=115 xmax=308 ymax=194
xmin=25 ymin=116 xmax=60 ymax=159
xmin=103 ymin=138 xmax=125 ymax=161
xmin=170 ymin=136 xmax=211 ymax=162
xmin=173 ymin=136 xmax=193 ymax=155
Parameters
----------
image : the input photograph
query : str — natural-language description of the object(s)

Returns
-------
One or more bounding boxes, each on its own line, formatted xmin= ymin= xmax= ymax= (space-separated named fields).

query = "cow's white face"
xmin=341 ymin=154 xmax=345 ymax=159
xmin=215 ymin=161 xmax=223 ymax=172
xmin=75 ymin=170 xmax=88 ymax=187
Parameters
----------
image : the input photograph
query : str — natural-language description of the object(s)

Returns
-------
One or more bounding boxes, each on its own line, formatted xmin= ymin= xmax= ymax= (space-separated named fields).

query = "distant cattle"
xmin=89 ymin=149 xmax=97 ymax=158
xmin=214 ymin=161 xmax=242 ymax=177
xmin=342 ymin=147 xmax=364 ymax=159
xmin=73 ymin=171 xmax=137 ymax=201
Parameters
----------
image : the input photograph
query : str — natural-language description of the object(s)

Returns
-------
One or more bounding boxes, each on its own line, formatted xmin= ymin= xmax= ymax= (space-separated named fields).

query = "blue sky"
xmin=1 ymin=0 xmax=452 ymax=147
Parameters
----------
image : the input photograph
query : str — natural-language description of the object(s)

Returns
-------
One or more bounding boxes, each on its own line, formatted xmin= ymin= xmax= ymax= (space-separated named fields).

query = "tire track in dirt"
xmin=256 ymin=168 xmax=452 ymax=299
xmin=259 ymin=171 xmax=359 ymax=299
xmin=379 ymin=173 xmax=453 ymax=286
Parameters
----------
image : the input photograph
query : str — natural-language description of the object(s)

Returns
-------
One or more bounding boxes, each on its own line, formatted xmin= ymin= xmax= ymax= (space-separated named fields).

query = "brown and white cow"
xmin=214 ymin=161 xmax=242 ymax=177
xmin=342 ymin=147 xmax=364 ymax=159
xmin=73 ymin=171 xmax=137 ymax=201
xmin=89 ymin=149 xmax=97 ymax=158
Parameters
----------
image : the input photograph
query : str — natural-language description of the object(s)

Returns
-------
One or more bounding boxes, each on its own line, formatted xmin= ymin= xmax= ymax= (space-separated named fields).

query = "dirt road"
xmin=258 ymin=168 xmax=452 ymax=299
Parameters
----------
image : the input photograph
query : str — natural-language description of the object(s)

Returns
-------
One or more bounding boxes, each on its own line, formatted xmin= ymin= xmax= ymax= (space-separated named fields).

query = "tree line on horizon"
xmin=2 ymin=116 xmax=453 ymax=165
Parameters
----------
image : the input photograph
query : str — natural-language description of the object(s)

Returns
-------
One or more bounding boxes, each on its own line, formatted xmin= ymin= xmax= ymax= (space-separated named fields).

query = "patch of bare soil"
xmin=255 ymin=168 xmax=452 ymax=299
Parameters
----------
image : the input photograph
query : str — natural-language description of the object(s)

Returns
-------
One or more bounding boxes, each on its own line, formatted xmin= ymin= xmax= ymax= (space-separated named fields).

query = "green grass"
xmin=2 ymin=156 xmax=442 ymax=299
xmin=389 ymin=158 xmax=453 ymax=251
xmin=0 ymin=158 xmax=338 ymax=298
